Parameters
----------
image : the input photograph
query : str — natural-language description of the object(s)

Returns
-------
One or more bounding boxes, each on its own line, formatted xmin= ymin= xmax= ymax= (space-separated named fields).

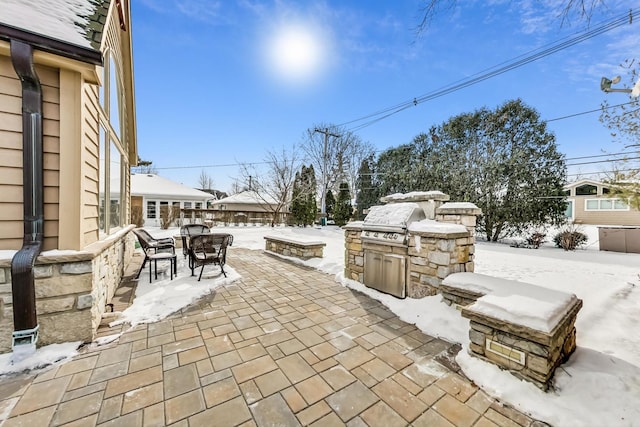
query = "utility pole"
xmin=313 ymin=128 xmax=341 ymax=220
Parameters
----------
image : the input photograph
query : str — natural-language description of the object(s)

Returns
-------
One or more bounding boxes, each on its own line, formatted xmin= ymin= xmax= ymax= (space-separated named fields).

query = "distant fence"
xmin=178 ymin=209 xmax=288 ymax=226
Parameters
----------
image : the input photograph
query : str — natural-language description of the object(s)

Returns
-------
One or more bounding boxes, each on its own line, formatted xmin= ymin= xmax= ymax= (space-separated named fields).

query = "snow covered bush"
xmin=553 ymin=224 xmax=588 ymax=251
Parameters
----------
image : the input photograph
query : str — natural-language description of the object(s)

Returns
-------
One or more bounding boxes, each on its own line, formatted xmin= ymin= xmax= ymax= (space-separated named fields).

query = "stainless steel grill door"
xmin=364 ymin=251 xmax=406 ymax=298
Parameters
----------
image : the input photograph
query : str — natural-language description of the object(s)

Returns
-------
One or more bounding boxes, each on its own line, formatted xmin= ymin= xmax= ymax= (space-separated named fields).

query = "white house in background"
xmin=131 ymin=174 xmax=213 ymax=227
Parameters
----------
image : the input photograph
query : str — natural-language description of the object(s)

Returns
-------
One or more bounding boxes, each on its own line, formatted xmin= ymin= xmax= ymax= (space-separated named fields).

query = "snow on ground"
xmin=1 ymin=223 xmax=639 ymax=426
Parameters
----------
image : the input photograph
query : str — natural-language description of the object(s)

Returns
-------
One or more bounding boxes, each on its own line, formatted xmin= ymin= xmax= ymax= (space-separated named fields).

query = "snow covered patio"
xmin=0 ymin=224 xmax=638 ymax=426
xmin=0 ymin=246 xmax=542 ymax=426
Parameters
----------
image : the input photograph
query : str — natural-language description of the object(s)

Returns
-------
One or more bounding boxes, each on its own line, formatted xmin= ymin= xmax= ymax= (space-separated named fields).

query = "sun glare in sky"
xmin=264 ymin=22 xmax=330 ymax=88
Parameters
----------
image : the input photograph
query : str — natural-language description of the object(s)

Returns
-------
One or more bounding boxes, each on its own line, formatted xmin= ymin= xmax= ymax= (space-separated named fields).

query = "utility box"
xmin=598 ymin=227 xmax=640 ymax=253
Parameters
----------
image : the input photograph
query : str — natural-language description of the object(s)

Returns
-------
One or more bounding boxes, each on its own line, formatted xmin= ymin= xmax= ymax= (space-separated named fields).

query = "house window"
xmin=585 ymin=198 xmax=629 ymax=211
xmin=576 ymin=184 xmax=597 ymax=196
xmin=109 ymin=54 xmax=122 ymax=139
xmin=110 ymin=141 xmax=122 ymax=227
xmin=184 ymin=202 xmax=192 ymax=209
xmin=564 ymin=200 xmax=574 ymax=219
xmin=97 ymin=49 xmax=127 ymax=235
xmin=147 ymin=201 xmax=157 ymax=219
xmin=195 ymin=202 xmax=202 ymax=209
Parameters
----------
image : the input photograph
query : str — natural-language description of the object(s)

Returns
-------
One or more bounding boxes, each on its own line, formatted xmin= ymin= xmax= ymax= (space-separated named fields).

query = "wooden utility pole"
xmin=313 ymin=128 xmax=341 ymax=220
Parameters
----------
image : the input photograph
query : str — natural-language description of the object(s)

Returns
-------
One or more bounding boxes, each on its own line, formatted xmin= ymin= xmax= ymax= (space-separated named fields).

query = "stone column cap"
xmin=343 ymin=221 xmax=364 ymax=230
xmin=437 ymin=202 xmax=482 ymax=216
xmin=380 ymin=191 xmax=450 ymax=204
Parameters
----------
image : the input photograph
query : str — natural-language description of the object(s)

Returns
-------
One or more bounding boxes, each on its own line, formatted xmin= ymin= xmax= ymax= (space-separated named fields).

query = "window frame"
xmin=584 ymin=198 xmax=630 ymax=211
xmin=97 ymin=48 xmax=127 ymax=235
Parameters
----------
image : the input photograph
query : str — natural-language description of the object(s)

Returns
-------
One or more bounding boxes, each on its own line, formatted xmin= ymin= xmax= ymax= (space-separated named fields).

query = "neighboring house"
xmin=210 ymin=191 xmax=288 ymax=224
xmin=131 ymin=173 xmax=214 ymax=227
xmin=564 ymin=179 xmax=640 ymax=226
xmin=0 ymin=1 xmax=137 ymax=355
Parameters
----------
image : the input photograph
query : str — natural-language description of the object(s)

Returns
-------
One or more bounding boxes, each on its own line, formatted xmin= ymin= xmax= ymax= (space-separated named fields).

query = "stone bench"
xmin=442 ymin=272 xmax=582 ymax=390
xmin=264 ymin=235 xmax=326 ymax=260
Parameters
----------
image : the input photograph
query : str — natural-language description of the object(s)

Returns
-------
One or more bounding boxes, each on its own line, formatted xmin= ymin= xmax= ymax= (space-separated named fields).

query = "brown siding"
xmin=571 ymin=195 xmax=640 ymax=226
xmin=82 ymin=81 xmax=100 ymax=246
xmin=0 ymin=56 xmax=59 ymax=250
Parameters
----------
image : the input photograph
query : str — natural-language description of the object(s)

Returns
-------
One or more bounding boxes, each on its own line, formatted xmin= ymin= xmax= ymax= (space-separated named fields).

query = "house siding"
xmin=0 ymin=55 xmax=60 ymax=250
xmin=82 ymin=80 xmax=101 ymax=246
xmin=572 ymin=195 xmax=640 ymax=226
xmin=0 ymin=0 xmax=138 ymax=354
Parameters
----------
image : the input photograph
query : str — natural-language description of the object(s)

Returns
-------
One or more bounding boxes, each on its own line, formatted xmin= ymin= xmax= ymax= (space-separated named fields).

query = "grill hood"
xmin=363 ymin=202 xmax=426 ymax=232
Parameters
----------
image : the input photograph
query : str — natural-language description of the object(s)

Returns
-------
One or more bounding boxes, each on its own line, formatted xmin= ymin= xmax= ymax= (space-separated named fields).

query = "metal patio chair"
xmin=188 ymin=233 xmax=233 ymax=281
xmin=132 ymin=228 xmax=176 ymax=279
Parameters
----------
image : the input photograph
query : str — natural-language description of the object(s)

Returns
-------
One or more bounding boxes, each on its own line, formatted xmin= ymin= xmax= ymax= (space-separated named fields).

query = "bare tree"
xmin=301 ymin=123 xmax=363 ymax=215
xmin=132 ymin=156 xmax=158 ymax=174
xmin=344 ymin=139 xmax=376 ymax=200
xmin=600 ymin=59 xmax=640 ymax=208
xmin=197 ymin=170 xmax=215 ymax=191
xmin=239 ymin=146 xmax=303 ymax=226
xmin=229 ymin=178 xmax=246 ymax=195
xmin=416 ymin=0 xmax=607 ymax=34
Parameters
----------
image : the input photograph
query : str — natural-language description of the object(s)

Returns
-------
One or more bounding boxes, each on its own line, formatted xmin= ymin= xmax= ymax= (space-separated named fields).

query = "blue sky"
xmin=131 ymin=0 xmax=639 ymax=193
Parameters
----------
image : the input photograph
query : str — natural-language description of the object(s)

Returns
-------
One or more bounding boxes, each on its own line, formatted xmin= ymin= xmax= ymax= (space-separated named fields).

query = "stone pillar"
xmin=343 ymin=222 xmax=364 ymax=283
xmin=436 ymin=203 xmax=483 ymax=235
xmin=406 ymin=224 xmax=474 ymax=298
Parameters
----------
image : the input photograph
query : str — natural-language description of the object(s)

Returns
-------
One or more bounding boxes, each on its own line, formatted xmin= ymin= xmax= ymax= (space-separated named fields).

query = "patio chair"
xmin=132 ymin=228 xmax=176 ymax=279
xmin=179 ymin=224 xmax=211 ymax=258
xmin=188 ymin=233 xmax=233 ymax=281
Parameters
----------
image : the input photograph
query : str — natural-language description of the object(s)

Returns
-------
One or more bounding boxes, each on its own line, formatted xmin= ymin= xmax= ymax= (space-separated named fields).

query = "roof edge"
xmin=0 ymin=23 xmax=102 ymax=66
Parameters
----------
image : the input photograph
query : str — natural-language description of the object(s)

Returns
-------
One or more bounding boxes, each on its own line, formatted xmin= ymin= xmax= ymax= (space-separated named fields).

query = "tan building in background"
xmin=0 ymin=0 xmax=137 ymax=355
xmin=564 ymin=179 xmax=640 ymax=226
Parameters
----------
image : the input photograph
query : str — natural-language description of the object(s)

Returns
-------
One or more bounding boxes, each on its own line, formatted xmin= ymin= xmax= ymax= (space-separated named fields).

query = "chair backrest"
xmin=181 ymin=224 xmax=210 ymax=236
xmin=132 ymin=228 xmax=154 ymax=250
xmin=133 ymin=228 xmax=174 ymax=253
xmin=190 ymin=233 xmax=232 ymax=262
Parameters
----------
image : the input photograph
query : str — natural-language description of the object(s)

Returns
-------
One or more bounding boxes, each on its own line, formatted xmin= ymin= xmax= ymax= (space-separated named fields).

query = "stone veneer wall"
xmin=0 ymin=226 xmax=136 ymax=353
xmin=406 ymin=230 xmax=475 ymax=298
xmin=264 ymin=236 xmax=326 ymax=260
xmin=344 ymin=224 xmax=364 ymax=283
xmin=462 ymin=299 xmax=582 ymax=390
xmin=344 ymin=203 xmax=482 ymax=299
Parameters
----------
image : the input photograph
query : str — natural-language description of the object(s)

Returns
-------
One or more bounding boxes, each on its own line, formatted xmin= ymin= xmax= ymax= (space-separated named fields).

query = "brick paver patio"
xmin=0 ymin=247 xmax=546 ymax=426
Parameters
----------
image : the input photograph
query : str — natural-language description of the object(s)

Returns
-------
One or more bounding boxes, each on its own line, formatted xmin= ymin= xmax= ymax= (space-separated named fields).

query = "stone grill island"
xmin=345 ymin=191 xmax=582 ymax=390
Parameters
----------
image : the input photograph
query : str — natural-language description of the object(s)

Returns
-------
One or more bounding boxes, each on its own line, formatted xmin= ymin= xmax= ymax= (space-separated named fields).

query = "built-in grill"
xmin=361 ymin=202 xmax=426 ymax=298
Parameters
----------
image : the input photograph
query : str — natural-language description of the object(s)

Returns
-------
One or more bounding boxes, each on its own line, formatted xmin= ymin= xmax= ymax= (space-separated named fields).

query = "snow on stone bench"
xmin=443 ymin=272 xmax=582 ymax=390
xmin=264 ymin=235 xmax=326 ymax=260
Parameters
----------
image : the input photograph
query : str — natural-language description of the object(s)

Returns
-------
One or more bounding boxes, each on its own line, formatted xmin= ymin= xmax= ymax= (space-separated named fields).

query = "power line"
xmin=339 ymin=9 xmax=638 ymax=133
xmin=149 ymin=101 xmax=637 ymax=172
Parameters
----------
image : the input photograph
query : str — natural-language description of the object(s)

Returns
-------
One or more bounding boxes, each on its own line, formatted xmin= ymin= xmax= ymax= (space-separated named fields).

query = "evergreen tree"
xmin=356 ymin=156 xmax=379 ymax=220
xmin=334 ymin=182 xmax=353 ymax=226
xmin=303 ymin=165 xmax=318 ymax=225
xmin=325 ymin=190 xmax=335 ymax=218
xmin=290 ymin=171 xmax=304 ymax=225
xmin=376 ymin=99 xmax=567 ymax=241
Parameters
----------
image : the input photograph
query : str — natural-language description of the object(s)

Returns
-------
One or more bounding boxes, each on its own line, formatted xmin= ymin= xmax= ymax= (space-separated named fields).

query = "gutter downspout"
xmin=10 ymin=40 xmax=44 ymax=361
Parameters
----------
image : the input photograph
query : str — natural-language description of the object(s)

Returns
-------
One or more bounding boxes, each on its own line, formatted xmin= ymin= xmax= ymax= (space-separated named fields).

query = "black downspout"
xmin=10 ymin=39 xmax=44 ymax=354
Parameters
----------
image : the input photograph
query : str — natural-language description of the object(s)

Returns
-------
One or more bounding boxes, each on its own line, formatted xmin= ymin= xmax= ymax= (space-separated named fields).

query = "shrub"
xmin=525 ymin=229 xmax=547 ymax=249
xmin=131 ymin=206 xmax=144 ymax=227
xmin=159 ymin=205 xmax=180 ymax=229
xmin=553 ymin=225 xmax=588 ymax=251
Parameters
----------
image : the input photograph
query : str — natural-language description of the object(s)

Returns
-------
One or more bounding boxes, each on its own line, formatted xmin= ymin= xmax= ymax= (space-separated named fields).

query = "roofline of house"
xmin=0 ymin=23 xmax=102 ymax=66
xmin=564 ymin=178 xmax=607 ymax=189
